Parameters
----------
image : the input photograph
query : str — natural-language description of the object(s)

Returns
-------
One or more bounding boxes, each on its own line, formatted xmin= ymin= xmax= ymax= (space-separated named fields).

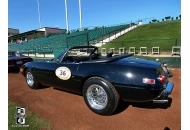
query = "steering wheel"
xmin=63 ymin=56 xmax=76 ymax=63
xmin=106 ymin=52 xmax=113 ymax=58
xmin=89 ymin=53 xmax=94 ymax=60
xmin=89 ymin=53 xmax=100 ymax=60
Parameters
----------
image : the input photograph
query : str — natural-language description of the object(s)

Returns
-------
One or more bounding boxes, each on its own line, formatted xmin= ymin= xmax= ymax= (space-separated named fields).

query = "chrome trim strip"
xmin=153 ymin=99 xmax=168 ymax=103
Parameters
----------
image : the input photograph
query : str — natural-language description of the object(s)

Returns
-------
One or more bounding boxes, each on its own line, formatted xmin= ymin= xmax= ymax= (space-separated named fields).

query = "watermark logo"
xmin=12 ymin=107 xmax=29 ymax=127
xmin=15 ymin=107 xmax=25 ymax=124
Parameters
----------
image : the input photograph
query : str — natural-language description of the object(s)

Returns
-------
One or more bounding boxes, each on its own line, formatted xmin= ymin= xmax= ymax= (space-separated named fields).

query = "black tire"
xmin=25 ymin=70 xmax=42 ymax=89
xmin=83 ymin=77 xmax=120 ymax=115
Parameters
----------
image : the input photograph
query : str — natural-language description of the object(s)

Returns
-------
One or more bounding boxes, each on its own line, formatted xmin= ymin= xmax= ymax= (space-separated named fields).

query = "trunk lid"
xmin=113 ymin=57 xmax=161 ymax=69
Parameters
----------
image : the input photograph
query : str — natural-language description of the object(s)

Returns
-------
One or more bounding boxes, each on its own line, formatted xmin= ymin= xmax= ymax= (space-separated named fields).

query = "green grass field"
xmin=8 ymin=101 xmax=51 ymax=130
xmin=100 ymin=20 xmax=181 ymax=53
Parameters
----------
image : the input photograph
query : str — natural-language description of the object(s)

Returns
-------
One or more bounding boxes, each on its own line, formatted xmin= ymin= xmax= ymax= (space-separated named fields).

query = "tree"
xmin=138 ymin=20 xmax=142 ymax=22
xmin=179 ymin=15 xmax=181 ymax=19
xmin=131 ymin=23 xmax=135 ymax=25
xmin=165 ymin=16 xmax=171 ymax=21
xmin=162 ymin=19 xmax=164 ymax=22
xmin=171 ymin=17 xmax=174 ymax=20
xmin=149 ymin=21 xmax=151 ymax=24
xmin=84 ymin=28 xmax=88 ymax=31
xmin=152 ymin=19 xmax=157 ymax=22
xmin=176 ymin=17 xmax=178 ymax=20
xmin=95 ymin=27 xmax=99 ymax=30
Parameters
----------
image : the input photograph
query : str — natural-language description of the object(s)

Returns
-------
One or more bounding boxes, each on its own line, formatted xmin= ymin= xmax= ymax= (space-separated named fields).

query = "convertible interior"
xmin=59 ymin=46 xmax=133 ymax=64
xmin=63 ymin=52 xmax=114 ymax=63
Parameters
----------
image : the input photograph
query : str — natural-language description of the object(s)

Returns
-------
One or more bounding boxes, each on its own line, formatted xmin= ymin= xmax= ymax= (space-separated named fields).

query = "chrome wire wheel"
xmin=26 ymin=72 xmax=34 ymax=87
xmin=86 ymin=84 xmax=108 ymax=110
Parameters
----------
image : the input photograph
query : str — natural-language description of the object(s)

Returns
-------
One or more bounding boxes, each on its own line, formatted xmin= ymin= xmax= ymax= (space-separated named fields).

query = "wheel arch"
xmin=23 ymin=67 xmax=29 ymax=76
xmin=80 ymin=74 xmax=112 ymax=94
xmin=81 ymin=75 xmax=120 ymax=115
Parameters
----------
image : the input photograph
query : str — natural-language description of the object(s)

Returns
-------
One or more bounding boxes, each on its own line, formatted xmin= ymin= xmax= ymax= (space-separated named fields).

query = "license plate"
xmin=16 ymin=61 xmax=22 ymax=64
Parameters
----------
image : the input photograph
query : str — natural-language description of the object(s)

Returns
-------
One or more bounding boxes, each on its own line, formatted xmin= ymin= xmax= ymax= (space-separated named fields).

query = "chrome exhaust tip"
xmin=153 ymin=99 xmax=168 ymax=103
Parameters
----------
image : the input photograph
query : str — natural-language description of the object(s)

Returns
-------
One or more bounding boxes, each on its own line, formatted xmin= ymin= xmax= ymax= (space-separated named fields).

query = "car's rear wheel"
xmin=25 ymin=70 xmax=42 ymax=89
xmin=83 ymin=77 xmax=120 ymax=115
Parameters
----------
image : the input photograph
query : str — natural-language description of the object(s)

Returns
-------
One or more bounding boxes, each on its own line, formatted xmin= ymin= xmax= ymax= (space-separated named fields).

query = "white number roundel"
xmin=55 ymin=67 xmax=71 ymax=80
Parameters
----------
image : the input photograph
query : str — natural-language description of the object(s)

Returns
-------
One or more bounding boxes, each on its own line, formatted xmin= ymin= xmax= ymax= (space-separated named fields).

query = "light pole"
xmin=64 ymin=0 xmax=69 ymax=33
xmin=37 ymin=0 xmax=42 ymax=28
xmin=79 ymin=0 xmax=82 ymax=31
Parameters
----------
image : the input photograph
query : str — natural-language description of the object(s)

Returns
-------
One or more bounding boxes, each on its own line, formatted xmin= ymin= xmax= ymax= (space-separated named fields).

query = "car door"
xmin=52 ymin=62 xmax=81 ymax=93
xmin=34 ymin=61 xmax=81 ymax=94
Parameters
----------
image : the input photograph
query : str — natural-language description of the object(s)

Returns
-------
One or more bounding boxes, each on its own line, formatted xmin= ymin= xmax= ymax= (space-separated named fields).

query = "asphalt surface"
xmin=8 ymin=68 xmax=181 ymax=130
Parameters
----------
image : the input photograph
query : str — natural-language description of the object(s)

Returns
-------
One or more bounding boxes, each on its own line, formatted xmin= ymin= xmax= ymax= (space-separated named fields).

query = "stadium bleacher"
xmin=8 ymin=24 xmax=130 ymax=54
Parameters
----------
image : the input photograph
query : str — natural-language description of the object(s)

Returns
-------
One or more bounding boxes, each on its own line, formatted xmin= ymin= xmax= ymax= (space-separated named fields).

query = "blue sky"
xmin=8 ymin=0 xmax=181 ymax=33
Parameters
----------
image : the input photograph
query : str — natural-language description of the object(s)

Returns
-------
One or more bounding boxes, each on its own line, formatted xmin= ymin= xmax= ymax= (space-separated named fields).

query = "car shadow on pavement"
xmin=113 ymin=98 xmax=172 ymax=115
xmin=129 ymin=97 xmax=172 ymax=109
xmin=39 ymin=85 xmax=51 ymax=89
xmin=53 ymin=88 xmax=82 ymax=97
xmin=164 ymin=127 xmax=171 ymax=130
xmin=113 ymin=100 xmax=130 ymax=115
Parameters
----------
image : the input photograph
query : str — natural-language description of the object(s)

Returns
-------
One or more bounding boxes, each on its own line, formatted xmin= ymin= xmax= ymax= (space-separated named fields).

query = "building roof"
xmin=8 ymin=27 xmax=66 ymax=39
xmin=8 ymin=29 xmax=43 ymax=39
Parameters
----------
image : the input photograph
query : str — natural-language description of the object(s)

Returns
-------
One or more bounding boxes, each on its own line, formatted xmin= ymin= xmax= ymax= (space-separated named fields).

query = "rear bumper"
xmin=161 ymin=81 xmax=174 ymax=96
xmin=153 ymin=81 xmax=174 ymax=103
xmin=114 ymin=81 xmax=174 ymax=102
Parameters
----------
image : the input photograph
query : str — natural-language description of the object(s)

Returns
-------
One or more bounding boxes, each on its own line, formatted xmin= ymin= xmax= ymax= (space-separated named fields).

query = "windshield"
xmin=8 ymin=51 xmax=23 ymax=57
xmin=8 ymin=51 xmax=19 ymax=56
xmin=8 ymin=52 xmax=15 ymax=56
xmin=51 ymin=48 xmax=68 ymax=61
xmin=50 ymin=46 xmax=98 ymax=62
xmin=67 ymin=47 xmax=96 ymax=57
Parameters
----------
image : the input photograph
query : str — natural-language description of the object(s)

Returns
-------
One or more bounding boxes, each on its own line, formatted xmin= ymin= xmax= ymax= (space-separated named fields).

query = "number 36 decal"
xmin=55 ymin=67 xmax=71 ymax=80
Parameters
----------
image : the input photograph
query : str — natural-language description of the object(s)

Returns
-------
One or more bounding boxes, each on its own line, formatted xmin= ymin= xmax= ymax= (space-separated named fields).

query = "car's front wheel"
xmin=83 ymin=77 xmax=120 ymax=115
xmin=25 ymin=70 xmax=42 ymax=89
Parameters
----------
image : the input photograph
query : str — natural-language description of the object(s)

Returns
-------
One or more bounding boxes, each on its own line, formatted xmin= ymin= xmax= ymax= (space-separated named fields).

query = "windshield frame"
xmin=50 ymin=46 xmax=98 ymax=62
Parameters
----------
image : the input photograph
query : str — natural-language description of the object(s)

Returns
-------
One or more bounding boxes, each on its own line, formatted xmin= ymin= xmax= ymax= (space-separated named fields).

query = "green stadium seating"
xmin=8 ymin=24 xmax=130 ymax=54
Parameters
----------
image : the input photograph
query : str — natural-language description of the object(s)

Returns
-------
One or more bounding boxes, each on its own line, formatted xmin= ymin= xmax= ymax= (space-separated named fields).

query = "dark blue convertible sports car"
xmin=20 ymin=46 xmax=174 ymax=115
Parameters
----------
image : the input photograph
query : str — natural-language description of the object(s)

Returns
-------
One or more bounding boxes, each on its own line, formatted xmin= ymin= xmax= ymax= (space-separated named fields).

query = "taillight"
xmin=143 ymin=78 xmax=155 ymax=84
xmin=158 ymin=74 xmax=165 ymax=84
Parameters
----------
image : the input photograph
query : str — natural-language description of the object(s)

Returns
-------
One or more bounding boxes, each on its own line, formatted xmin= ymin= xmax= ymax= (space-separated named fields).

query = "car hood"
xmin=8 ymin=56 xmax=30 ymax=60
xmin=113 ymin=57 xmax=161 ymax=68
